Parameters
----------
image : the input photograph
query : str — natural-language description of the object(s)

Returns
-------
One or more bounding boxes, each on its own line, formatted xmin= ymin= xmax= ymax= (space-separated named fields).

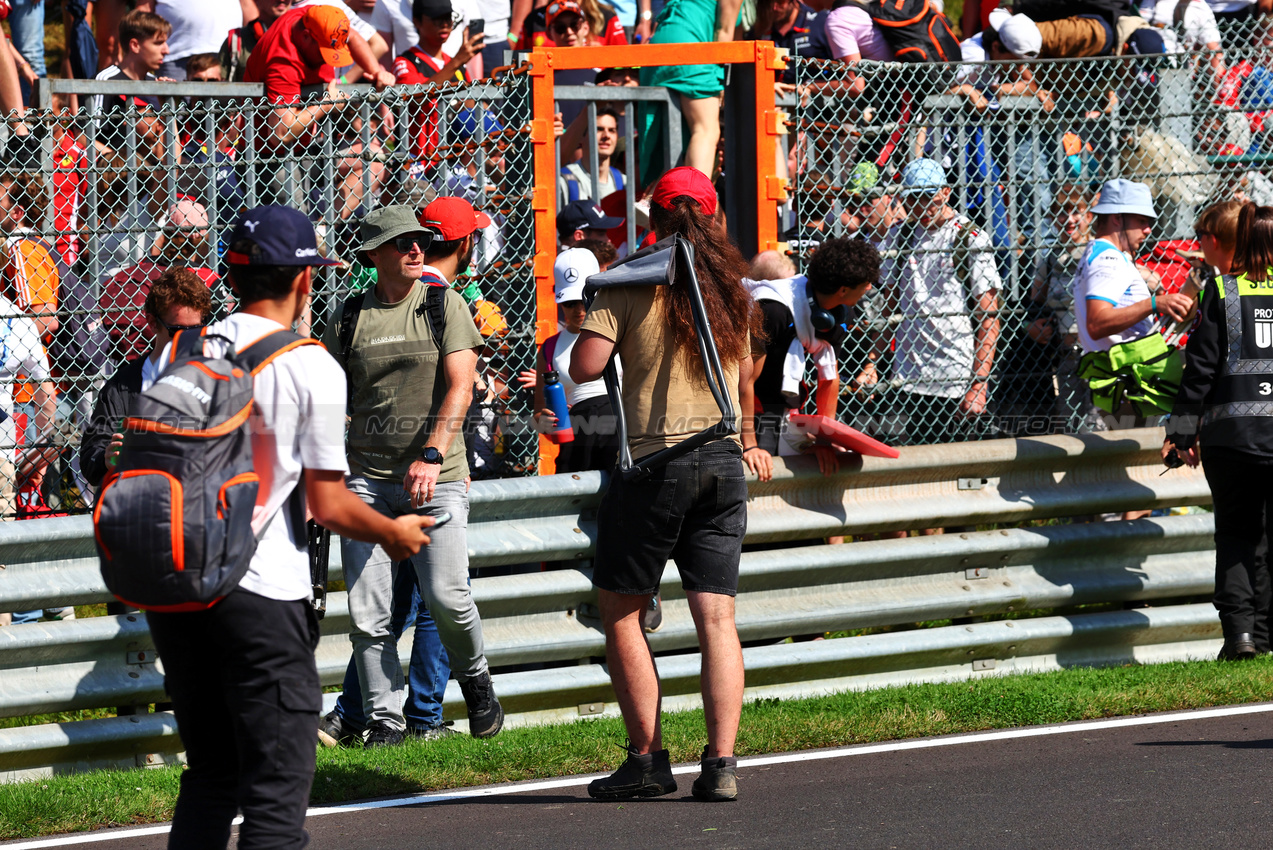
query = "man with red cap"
xmin=322 ymin=199 xmax=504 ymax=747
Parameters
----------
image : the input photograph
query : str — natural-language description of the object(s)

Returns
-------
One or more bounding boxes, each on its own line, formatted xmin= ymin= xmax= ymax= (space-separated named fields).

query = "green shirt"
xmin=323 ymin=278 xmax=482 ymax=483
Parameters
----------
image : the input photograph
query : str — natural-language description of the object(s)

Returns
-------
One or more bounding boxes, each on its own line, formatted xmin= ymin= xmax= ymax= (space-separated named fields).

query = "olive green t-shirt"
xmin=322 ymin=280 xmax=482 ymax=482
xmin=580 ymin=285 xmax=743 ymax=460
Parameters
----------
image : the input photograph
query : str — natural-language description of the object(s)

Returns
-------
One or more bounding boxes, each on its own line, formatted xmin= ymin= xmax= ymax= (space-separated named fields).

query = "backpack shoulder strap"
xmin=337 ymin=291 xmax=365 ymax=367
xmin=1173 ymin=0 xmax=1191 ymax=26
xmin=235 ymin=328 xmax=319 ymax=375
xmin=416 ymin=285 xmax=448 ymax=349
xmin=168 ymin=327 xmax=209 ymax=365
xmin=543 ymin=331 xmax=561 ymax=367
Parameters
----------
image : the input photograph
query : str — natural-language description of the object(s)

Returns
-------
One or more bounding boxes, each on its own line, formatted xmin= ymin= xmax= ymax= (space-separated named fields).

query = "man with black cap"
xmin=145 ymin=204 xmax=435 ymax=848
xmin=558 ymin=198 xmax=624 ymax=248
xmin=322 ymin=200 xmax=504 ymax=747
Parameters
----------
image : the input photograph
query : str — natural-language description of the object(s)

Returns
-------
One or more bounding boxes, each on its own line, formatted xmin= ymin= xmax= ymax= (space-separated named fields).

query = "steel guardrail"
xmin=0 ymin=429 xmax=1218 ymax=780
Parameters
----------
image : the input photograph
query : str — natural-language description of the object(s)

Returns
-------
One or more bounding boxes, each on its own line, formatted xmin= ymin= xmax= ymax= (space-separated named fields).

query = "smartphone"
xmin=431 ymin=511 xmax=453 ymax=529
xmin=469 ymin=18 xmax=485 ymax=40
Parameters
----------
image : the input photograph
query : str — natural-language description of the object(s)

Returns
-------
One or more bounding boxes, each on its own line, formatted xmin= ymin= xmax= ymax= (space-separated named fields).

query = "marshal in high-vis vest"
xmin=1168 ymin=203 xmax=1273 ymax=662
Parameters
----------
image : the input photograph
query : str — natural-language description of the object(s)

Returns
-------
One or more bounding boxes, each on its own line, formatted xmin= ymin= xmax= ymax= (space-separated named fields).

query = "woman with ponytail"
xmin=569 ymin=167 xmax=762 ymax=803
xmin=1167 ymin=201 xmax=1273 ymax=661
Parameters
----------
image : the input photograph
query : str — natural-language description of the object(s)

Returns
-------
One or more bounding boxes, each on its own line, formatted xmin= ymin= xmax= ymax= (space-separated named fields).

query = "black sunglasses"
xmin=166 ymin=323 xmax=204 ymax=334
xmin=391 ymin=233 xmax=432 ymax=253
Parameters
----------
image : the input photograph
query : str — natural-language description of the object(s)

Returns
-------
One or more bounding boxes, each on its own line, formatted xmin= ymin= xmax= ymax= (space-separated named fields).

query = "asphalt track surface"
xmin=10 ymin=704 xmax=1273 ymax=849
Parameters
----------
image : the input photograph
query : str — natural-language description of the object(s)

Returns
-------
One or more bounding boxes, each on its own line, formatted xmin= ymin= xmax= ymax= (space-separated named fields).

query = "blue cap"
xmin=1091 ymin=179 xmax=1157 ymax=219
xmin=901 ymin=159 xmax=947 ymax=196
xmin=226 ymin=205 xmax=341 ymax=267
xmin=451 ymin=107 xmax=505 ymax=141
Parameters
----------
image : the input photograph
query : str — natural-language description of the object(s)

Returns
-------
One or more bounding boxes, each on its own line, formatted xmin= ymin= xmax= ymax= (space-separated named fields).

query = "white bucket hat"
xmin=1091 ymin=179 xmax=1158 ymax=219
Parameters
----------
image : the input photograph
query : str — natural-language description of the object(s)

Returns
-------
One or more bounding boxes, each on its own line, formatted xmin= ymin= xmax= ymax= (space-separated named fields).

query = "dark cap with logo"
xmin=557 ymin=199 xmax=624 ymax=238
xmin=227 ymin=205 xmax=341 ymax=267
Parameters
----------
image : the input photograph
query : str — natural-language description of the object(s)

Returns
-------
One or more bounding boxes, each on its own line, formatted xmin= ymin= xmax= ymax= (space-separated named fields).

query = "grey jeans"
xmin=342 ymin=476 xmax=487 ymax=731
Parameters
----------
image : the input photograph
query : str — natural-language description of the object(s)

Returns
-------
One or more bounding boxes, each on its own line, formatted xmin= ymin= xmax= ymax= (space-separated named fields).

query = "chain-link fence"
xmin=788 ymin=15 xmax=1273 ymax=447
xmin=0 ymin=69 xmax=537 ymax=520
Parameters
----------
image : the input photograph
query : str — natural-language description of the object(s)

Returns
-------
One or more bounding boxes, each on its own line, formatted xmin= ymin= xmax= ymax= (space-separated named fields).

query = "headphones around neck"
xmin=806 ymin=278 xmax=850 ymax=344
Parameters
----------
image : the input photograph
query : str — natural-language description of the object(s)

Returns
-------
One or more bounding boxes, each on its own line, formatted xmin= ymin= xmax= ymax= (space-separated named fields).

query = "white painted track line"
xmin=9 ymin=702 xmax=1273 ymax=849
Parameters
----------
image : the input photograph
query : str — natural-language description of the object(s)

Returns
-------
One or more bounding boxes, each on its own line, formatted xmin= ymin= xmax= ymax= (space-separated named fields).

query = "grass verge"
xmin=4 ymin=656 xmax=1273 ymax=840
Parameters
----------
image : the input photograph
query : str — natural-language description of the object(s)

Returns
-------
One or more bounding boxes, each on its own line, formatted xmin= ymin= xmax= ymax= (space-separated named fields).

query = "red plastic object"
xmin=787 ymin=414 xmax=900 ymax=459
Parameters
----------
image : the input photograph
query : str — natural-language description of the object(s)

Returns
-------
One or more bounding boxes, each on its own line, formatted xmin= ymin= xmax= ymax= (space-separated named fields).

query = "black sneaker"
xmin=406 ymin=722 xmax=460 ymax=742
xmin=691 ymin=746 xmax=738 ymax=802
xmin=317 ymin=710 xmax=361 ymax=748
xmin=459 ymin=671 xmax=504 ymax=738
xmin=587 ymin=744 xmax=677 ymax=800
xmin=363 ymin=721 xmax=405 ymax=748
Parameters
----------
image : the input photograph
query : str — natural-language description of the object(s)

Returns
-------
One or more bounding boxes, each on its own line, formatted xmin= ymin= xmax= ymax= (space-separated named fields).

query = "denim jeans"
xmin=9 ymin=0 xmax=46 ymax=78
xmin=342 ymin=476 xmax=486 ymax=730
xmin=332 ymin=562 xmax=450 ymax=732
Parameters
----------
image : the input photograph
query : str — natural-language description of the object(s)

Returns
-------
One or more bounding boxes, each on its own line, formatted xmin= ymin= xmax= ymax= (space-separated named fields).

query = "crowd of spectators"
xmin=0 ymin=0 xmax=1260 ymax=574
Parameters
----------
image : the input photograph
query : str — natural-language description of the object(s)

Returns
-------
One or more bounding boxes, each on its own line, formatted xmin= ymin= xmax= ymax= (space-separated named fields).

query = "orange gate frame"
xmin=527 ymin=42 xmax=788 ymax=473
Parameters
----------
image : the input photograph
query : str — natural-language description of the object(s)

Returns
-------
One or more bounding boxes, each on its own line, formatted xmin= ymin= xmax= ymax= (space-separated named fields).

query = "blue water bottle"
xmin=543 ymin=371 xmax=574 ymax=444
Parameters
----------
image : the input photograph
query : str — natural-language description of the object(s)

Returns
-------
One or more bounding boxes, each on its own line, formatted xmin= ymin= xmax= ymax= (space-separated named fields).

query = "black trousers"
xmin=1202 ymin=449 xmax=1273 ymax=649
xmin=147 ymin=589 xmax=322 ymax=850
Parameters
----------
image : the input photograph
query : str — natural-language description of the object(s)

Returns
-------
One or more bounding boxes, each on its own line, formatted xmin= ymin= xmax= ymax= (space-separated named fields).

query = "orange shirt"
xmin=3 ymin=233 xmax=59 ymax=404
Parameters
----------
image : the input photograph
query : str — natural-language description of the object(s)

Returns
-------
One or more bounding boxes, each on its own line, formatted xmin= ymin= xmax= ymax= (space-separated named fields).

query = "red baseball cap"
xmin=545 ymin=0 xmax=584 ymax=29
xmin=418 ymin=197 xmax=493 ymax=240
xmin=651 ymin=167 xmax=717 ymax=217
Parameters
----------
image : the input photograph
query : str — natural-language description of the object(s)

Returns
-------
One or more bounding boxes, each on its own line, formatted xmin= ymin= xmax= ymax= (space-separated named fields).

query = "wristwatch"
xmin=419 ymin=447 xmax=445 ymax=465
xmin=640 ymin=10 xmax=653 ymax=21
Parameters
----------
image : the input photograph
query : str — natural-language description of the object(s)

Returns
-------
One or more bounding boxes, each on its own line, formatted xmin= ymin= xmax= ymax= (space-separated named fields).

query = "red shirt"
xmin=393 ymin=46 xmax=462 ymax=160
xmin=595 ymin=13 xmax=627 ymax=46
xmin=244 ymin=7 xmax=334 ymax=105
xmin=53 ymin=134 xmax=85 ymax=267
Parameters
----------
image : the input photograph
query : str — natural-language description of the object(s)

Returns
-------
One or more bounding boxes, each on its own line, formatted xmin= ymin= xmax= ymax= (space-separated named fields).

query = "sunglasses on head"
xmin=391 ymin=233 xmax=432 ymax=253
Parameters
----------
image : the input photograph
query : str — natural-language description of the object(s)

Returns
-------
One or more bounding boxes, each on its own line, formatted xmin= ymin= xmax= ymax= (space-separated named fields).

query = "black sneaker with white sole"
xmin=317 ymin=710 xmax=362 ymax=748
xmin=587 ymin=744 xmax=677 ymax=800
xmin=459 ymin=671 xmax=504 ymax=738
xmin=363 ymin=721 xmax=405 ymax=748
xmin=691 ymin=746 xmax=738 ymax=801
xmin=406 ymin=722 xmax=461 ymax=742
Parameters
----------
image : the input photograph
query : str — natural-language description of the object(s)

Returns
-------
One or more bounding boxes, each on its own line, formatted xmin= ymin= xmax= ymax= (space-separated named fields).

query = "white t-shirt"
xmin=1205 ymin=0 xmax=1252 ymax=13
xmin=956 ymin=33 xmax=1001 ymax=91
xmin=372 ymin=0 xmax=489 ymax=58
xmin=549 ymin=327 xmax=610 ymax=405
xmin=156 ymin=1 xmax=244 ymax=61
xmin=160 ymin=313 xmax=349 ymax=601
xmin=880 ymin=216 xmax=1002 ymax=398
xmin=1139 ymin=0 xmax=1222 ymax=52
xmin=0 ymin=297 xmax=50 ymax=454
xmin=1074 ymin=239 xmax=1155 ymax=352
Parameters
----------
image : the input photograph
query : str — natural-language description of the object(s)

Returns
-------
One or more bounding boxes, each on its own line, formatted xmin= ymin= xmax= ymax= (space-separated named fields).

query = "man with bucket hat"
xmin=1074 ymin=178 xmax=1196 ymax=429
xmin=322 ymin=202 xmax=504 ymax=747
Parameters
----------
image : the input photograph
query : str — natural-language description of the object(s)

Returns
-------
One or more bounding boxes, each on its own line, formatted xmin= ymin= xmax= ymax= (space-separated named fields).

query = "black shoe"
xmin=1219 ymin=633 xmax=1258 ymax=661
xmin=317 ymin=710 xmax=362 ymax=748
xmin=459 ymin=671 xmax=504 ymax=738
xmin=691 ymin=746 xmax=738 ymax=802
xmin=406 ymin=722 xmax=461 ymax=742
xmin=363 ymin=720 xmax=405 ymax=748
xmin=587 ymin=743 xmax=677 ymax=800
